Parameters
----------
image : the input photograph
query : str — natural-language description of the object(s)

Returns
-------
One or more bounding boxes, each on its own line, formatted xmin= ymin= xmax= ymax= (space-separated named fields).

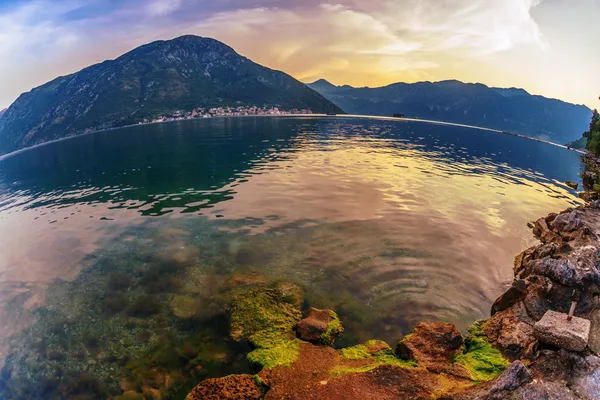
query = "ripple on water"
xmin=0 ymin=116 xmax=585 ymax=399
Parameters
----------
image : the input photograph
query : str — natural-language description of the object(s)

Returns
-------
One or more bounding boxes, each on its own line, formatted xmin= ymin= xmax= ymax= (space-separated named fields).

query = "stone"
xmin=523 ymin=278 xmax=550 ymax=321
xmin=514 ymin=381 xmax=580 ymax=400
xmin=170 ymin=295 xmax=201 ymax=320
xmin=565 ymin=181 xmax=579 ymax=190
xmin=571 ymin=355 xmax=600 ymax=400
xmin=396 ymin=322 xmax=463 ymax=373
xmin=552 ymin=211 xmax=585 ymax=233
xmin=583 ymin=172 xmax=596 ymax=188
xmin=296 ymin=308 xmax=343 ymax=345
xmin=533 ymin=217 xmax=551 ymax=238
xmin=491 ymin=280 xmax=527 ymax=315
xmin=186 ymin=374 xmax=264 ymax=400
xmin=533 ymin=310 xmax=591 ymax=352
xmin=588 ymin=309 xmax=600 ymax=354
xmin=527 ymin=257 xmax=577 ymax=286
xmin=487 ymin=361 xmax=532 ymax=398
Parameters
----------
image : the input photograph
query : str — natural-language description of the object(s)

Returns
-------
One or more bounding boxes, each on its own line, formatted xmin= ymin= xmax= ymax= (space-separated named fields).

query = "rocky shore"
xmin=180 ymin=203 xmax=600 ymax=398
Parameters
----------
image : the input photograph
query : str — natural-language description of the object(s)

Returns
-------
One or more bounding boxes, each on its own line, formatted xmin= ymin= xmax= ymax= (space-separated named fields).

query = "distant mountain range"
xmin=0 ymin=35 xmax=341 ymax=156
xmin=308 ymin=79 xmax=592 ymax=144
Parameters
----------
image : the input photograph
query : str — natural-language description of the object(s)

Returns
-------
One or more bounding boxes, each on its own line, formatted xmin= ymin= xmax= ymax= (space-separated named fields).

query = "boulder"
xmin=491 ymin=280 xmax=527 ymax=315
xmin=296 ymin=308 xmax=343 ymax=345
xmin=513 ymin=381 xmax=581 ymax=400
xmin=533 ymin=310 xmax=591 ymax=352
xmin=583 ymin=172 xmax=596 ymax=188
xmin=533 ymin=217 xmax=551 ymax=238
xmin=487 ymin=360 xmax=532 ymax=398
xmin=552 ymin=211 xmax=585 ymax=234
xmin=396 ymin=322 xmax=463 ymax=373
xmin=571 ymin=355 xmax=600 ymax=400
xmin=527 ymin=258 xmax=577 ymax=286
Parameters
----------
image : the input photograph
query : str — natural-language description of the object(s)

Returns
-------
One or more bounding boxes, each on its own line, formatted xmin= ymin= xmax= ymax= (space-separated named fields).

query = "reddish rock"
xmin=491 ymin=280 xmax=527 ymax=315
xmin=296 ymin=308 xmax=343 ymax=345
xmin=484 ymin=302 xmax=538 ymax=360
xmin=186 ymin=374 xmax=264 ymax=400
xmin=396 ymin=322 xmax=463 ymax=373
xmin=533 ymin=217 xmax=550 ymax=238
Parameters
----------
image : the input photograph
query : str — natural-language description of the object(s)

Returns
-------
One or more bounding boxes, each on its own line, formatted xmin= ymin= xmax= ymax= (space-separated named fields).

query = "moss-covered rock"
xmin=565 ymin=181 xmax=578 ymax=190
xmin=453 ymin=321 xmax=509 ymax=382
xmin=227 ymin=282 xmax=302 ymax=343
xmin=332 ymin=340 xmax=417 ymax=375
xmin=247 ymin=337 xmax=301 ymax=370
xmin=226 ymin=282 xmax=304 ymax=370
xmin=296 ymin=308 xmax=344 ymax=345
xmin=396 ymin=322 xmax=464 ymax=373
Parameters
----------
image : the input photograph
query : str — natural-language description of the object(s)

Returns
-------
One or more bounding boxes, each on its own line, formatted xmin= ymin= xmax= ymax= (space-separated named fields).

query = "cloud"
xmin=147 ymin=0 xmax=182 ymax=17
xmin=1 ymin=0 xmax=598 ymax=109
xmin=385 ymin=0 xmax=547 ymax=54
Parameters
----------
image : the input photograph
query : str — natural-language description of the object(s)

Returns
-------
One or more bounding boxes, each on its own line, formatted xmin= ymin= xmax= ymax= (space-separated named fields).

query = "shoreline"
xmin=0 ymin=114 xmax=583 ymax=162
xmin=179 ymin=158 xmax=600 ymax=399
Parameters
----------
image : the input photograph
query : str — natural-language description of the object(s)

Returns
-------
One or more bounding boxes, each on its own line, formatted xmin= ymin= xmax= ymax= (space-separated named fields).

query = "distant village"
xmin=141 ymin=105 xmax=314 ymax=124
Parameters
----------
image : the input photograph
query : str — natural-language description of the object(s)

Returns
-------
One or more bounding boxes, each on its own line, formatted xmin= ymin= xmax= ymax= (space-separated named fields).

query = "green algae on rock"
xmin=247 ymin=338 xmax=301 ymax=370
xmin=332 ymin=340 xmax=417 ymax=375
xmin=453 ymin=321 xmax=509 ymax=382
xmin=227 ymin=282 xmax=303 ymax=342
xmin=396 ymin=322 xmax=464 ymax=374
xmin=321 ymin=310 xmax=344 ymax=344
xmin=296 ymin=308 xmax=344 ymax=345
xmin=227 ymin=282 xmax=304 ymax=370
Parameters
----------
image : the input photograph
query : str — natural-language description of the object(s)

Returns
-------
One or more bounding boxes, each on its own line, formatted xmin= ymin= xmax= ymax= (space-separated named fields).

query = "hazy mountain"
xmin=308 ymin=79 xmax=592 ymax=144
xmin=0 ymin=35 xmax=342 ymax=156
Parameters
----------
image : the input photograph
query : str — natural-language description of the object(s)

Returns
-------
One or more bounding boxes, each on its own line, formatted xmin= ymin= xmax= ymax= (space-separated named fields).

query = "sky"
xmin=0 ymin=0 xmax=599 ymax=110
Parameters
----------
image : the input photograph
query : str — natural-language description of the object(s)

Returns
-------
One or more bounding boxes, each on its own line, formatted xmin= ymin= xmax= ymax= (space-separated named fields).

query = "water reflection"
xmin=0 ymin=116 xmax=585 ymax=399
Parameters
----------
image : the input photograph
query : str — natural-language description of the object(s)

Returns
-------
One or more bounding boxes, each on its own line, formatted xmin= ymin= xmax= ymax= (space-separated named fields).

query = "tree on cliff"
xmin=584 ymin=109 xmax=600 ymax=155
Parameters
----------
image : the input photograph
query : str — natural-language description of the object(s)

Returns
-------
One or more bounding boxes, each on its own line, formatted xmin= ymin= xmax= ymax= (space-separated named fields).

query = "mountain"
xmin=308 ymin=79 xmax=592 ymax=144
xmin=0 ymin=35 xmax=342 ymax=156
xmin=0 ymin=109 xmax=6 ymax=118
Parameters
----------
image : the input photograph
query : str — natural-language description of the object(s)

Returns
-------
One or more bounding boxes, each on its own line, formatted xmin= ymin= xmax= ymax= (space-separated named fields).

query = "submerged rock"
xmin=227 ymin=282 xmax=304 ymax=370
xmin=227 ymin=282 xmax=303 ymax=343
xmin=533 ymin=310 xmax=591 ymax=352
xmin=170 ymin=295 xmax=201 ymax=320
xmin=296 ymin=308 xmax=343 ymax=345
xmin=566 ymin=181 xmax=579 ymax=190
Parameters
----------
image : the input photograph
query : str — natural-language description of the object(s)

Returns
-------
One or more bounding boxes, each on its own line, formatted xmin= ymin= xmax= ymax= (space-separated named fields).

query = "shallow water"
xmin=0 ymin=116 xmax=584 ymax=399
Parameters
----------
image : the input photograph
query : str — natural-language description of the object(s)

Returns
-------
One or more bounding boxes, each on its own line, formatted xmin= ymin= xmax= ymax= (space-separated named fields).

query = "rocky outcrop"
xmin=185 ymin=203 xmax=600 ymax=400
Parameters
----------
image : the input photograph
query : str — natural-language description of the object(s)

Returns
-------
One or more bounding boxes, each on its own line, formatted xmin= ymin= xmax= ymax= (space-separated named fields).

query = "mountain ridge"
xmin=0 ymin=35 xmax=342 ymax=156
xmin=309 ymin=78 xmax=581 ymax=105
xmin=307 ymin=78 xmax=591 ymax=144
